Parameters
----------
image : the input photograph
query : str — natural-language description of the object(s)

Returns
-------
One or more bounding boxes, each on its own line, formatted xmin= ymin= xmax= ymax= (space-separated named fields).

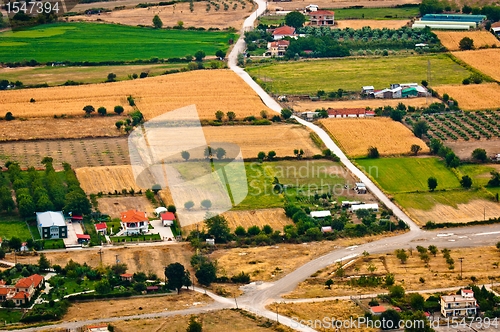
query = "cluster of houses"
xmin=412 ymin=13 xmax=486 ymax=30
xmin=362 ymin=83 xmax=429 ymax=99
xmin=0 ymin=274 xmax=44 ymax=306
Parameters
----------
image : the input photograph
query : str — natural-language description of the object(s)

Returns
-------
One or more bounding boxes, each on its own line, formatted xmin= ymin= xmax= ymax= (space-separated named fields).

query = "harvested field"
xmin=0 ymin=70 xmax=272 ymax=120
xmin=210 ymin=233 xmax=403 ymax=282
xmin=112 ymin=309 xmax=294 ymax=332
xmin=97 ymin=196 xmax=155 ymax=219
xmin=452 ymin=49 xmax=500 ymax=81
xmin=287 ymin=245 xmax=500 ymax=298
xmin=446 ymin=139 xmax=500 ymax=160
xmin=71 ymin=1 xmax=254 ymax=29
xmin=267 ymin=0 xmax=419 ymax=11
xmin=8 ymin=244 xmax=194 ymax=277
xmin=269 ymin=301 xmax=374 ymax=332
xmin=290 ymin=97 xmax=441 ymax=112
xmin=76 ymin=166 xmax=143 ymax=194
xmin=434 ymin=83 xmax=500 ymax=110
xmin=182 ymin=208 xmax=293 ymax=234
xmin=64 ymin=292 xmax=212 ymax=321
xmin=0 ymin=137 xmax=129 ymax=170
xmin=320 ymin=117 xmax=429 ymax=157
xmin=0 ymin=116 xmax=125 ymax=141
xmin=335 ymin=19 xmax=409 ymax=29
xmin=435 ymin=31 xmax=500 ymax=51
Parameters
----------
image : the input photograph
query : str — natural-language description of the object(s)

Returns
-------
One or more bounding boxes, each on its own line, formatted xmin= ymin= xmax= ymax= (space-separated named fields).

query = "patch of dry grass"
xmin=76 ymin=166 xmax=144 ymax=194
xmin=320 ymin=117 xmax=430 ymax=157
xmin=436 ymin=31 xmax=500 ymax=51
xmin=336 ymin=19 xmax=408 ymax=29
xmin=452 ymin=49 xmax=500 ymax=81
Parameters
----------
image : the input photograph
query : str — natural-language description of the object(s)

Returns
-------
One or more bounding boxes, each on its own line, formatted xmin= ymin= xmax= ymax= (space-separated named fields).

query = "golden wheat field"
xmin=434 ymin=83 xmax=500 ymax=110
xmin=0 ymin=70 xmax=272 ymax=120
xmin=435 ymin=31 xmax=500 ymax=51
xmin=320 ymin=117 xmax=430 ymax=157
xmin=291 ymin=97 xmax=441 ymax=112
xmin=452 ymin=49 xmax=500 ymax=81
xmin=75 ymin=166 xmax=144 ymax=194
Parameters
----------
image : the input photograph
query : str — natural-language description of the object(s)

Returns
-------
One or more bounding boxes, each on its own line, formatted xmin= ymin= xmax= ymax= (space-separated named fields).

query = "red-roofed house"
xmin=95 ymin=222 xmax=108 ymax=235
xmin=120 ymin=273 xmax=133 ymax=282
xmin=12 ymin=291 xmax=30 ymax=306
xmin=266 ymin=40 xmax=290 ymax=57
xmin=327 ymin=108 xmax=369 ymax=118
xmin=120 ymin=210 xmax=149 ymax=235
xmin=84 ymin=324 xmax=110 ymax=332
xmin=76 ymin=234 xmax=91 ymax=244
xmin=160 ymin=212 xmax=175 ymax=227
xmin=308 ymin=10 xmax=335 ymax=26
xmin=370 ymin=305 xmax=387 ymax=315
xmin=271 ymin=25 xmax=296 ymax=40
xmin=0 ymin=287 xmax=15 ymax=302
xmin=441 ymin=289 xmax=477 ymax=317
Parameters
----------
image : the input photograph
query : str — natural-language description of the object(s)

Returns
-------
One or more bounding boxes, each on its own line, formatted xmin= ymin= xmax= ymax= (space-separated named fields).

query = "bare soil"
xmin=97 ymin=196 xmax=156 ymax=219
xmin=267 ymin=0 xmax=420 ymax=11
xmin=445 ymin=138 xmax=500 ymax=159
xmin=335 ymin=19 xmax=409 ymax=29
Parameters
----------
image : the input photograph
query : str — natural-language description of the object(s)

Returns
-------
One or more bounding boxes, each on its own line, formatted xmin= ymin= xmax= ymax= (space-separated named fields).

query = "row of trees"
xmin=83 ymin=104 xmax=124 ymax=116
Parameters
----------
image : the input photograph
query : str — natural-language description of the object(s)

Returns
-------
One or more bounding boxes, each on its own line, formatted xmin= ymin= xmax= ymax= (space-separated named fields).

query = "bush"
xmin=231 ymin=271 xmax=250 ymax=283
xmin=5 ymin=112 xmax=14 ymax=121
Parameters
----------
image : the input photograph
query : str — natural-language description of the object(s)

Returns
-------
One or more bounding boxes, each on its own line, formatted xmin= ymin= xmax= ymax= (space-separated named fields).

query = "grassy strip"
xmin=444 ymin=52 xmax=497 ymax=83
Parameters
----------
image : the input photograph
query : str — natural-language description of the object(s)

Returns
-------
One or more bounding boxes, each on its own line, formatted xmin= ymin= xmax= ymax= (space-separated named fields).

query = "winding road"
xmin=4 ymin=3 xmax=500 ymax=331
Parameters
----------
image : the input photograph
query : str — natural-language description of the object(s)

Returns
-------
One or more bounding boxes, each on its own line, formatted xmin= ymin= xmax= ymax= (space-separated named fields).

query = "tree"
xmin=234 ymin=226 xmax=246 ymax=237
xmin=215 ymin=147 xmax=226 ymax=160
xmin=215 ymin=50 xmax=225 ymax=59
xmin=114 ymin=105 xmax=124 ymax=115
xmin=186 ymin=316 xmax=202 ymax=332
xmin=459 ymin=37 xmax=474 ymax=50
xmin=184 ymin=201 xmax=194 ymax=210
xmin=167 ymin=205 xmax=176 ymax=213
xmin=390 ymin=109 xmax=404 ymax=122
xmin=165 ymin=262 xmax=187 ymax=294
xmin=385 ymin=273 xmax=395 ymax=286
xmin=257 ymin=151 xmax=266 ymax=162
xmin=194 ymin=50 xmax=206 ymax=62
xmin=428 ymin=245 xmax=438 ymax=257
xmin=215 ymin=110 xmax=224 ymax=121
xmin=460 ymin=175 xmax=473 ymax=189
xmin=285 ymin=11 xmax=306 ymax=28
xmin=427 ymin=177 xmax=438 ymax=191
xmin=410 ymin=293 xmax=425 ymax=311
xmin=421 ymin=80 xmax=428 ymax=87
xmin=267 ymin=151 xmax=276 ymax=161
xmin=204 ymin=146 xmax=213 ymax=160
xmin=97 ymin=107 xmax=107 ymax=116
xmin=181 ymin=150 xmax=190 ymax=161
xmin=106 ymin=73 xmax=116 ymax=82
xmin=379 ymin=309 xmax=401 ymax=330
xmin=38 ymin=253 xmax=50 ymax=271
xmin=325 ymin=278 xmax=333 ymax=289
xmin=488 ymin=171 xmax=500 ymax=187
xmin=429 ymin=138 xmax=443 ymax=154
xmin=83 ymin=105 xmax=95 ymax=115
xmin=462 ymin=4 xmax=472 ymax=13
xmin=226 ymin=111 xmax=236 ymax=121
xmin=395 ymin=249 xmax=408 ymax=264
xmin=205 ymin=214 xmax=231 ymax=243
xmin=472 ymin=148 xmax=487 ymax=163
xmin=201 ymin=199 xmax=212 ymax=210
xmin=367 ymin=146 xmax=379 ymax=158
xmin=153 ymin=15 xmax=163 ymax=29
xmin=413 ymin=120 xmax=428 ymax=138
xmin=5 ymin=112 xmax=14 ymax=121
xmin=410 ymin=144 xmax=422 ymax=156
xmin=260 ymin=110 xmax=268 ymax=119
xmin=0 ymin=249 xmax=4 ymax=260
xmin=195 ymin=260 xmax=217 ymax=286
xmin=389 ymin=285 xmax=405 ymax=299
xmin=281 ymin=108 xmax=293 ymax=119
xmin=95 ymin=279 xmax=111 ymax=294
xmin=9 ymin=237 xmax=22 ymax=251
xmin=111 ymin=263 xmax=128 ymax=275
xmin=419 ymin=0 xmax=444 ymax=15
xmin=64 ymin=190 xmax=92 ymax=215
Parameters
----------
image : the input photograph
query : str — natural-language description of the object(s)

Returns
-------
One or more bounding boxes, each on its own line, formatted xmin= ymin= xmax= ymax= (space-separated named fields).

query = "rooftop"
xmin=120 ymin=210 xmax=147 ymax=223
xmin=160 ymin=212 xmax=176 ymax=221
xmin=309 ymin=10 xmax=335 ymax=15
xmin=95 ymin=222 xmax=108 ymax=230
xmin=36 ymin=211 xmax=66 ymax=228
xmin=272 ymin=25 xmax=295 ymax=36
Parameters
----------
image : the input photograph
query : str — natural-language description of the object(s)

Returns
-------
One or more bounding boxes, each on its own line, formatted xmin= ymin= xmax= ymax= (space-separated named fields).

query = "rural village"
xmin=0 ymin=0 xmax=500 ymax=330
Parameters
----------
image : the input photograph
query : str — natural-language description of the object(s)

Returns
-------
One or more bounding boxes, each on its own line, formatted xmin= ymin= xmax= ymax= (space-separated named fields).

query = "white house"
xmin=441 ymin=289 xmax=477 ymax=317
xmin=350 ymin=203 xmax=379 ymax=212
xmin=36 ymin=211 xmax=68 ymax=239
xmin=120 ymin=210 xmax=149 ymax=235
xmin=160 ymin=212 xmax=175 ymax=227
xmin=271 ymin=25 xmax=296 ymax=40
xmin=310 ymin=210 xmax=331 ymax=218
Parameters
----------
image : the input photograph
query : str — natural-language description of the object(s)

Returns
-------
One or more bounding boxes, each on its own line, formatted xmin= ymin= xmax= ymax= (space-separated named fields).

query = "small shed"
xmin=402 ymin=87 xmax=418 ymax=98
xmin=355 ymin=183 xmax=367 ymax=194
xmin=71 ymin=215 xmax=83 ymax=222
xmin=95 ymin=222 xmax=107 ymax=235
xmin=160 ymin=212 xmax=175 ymax=227
xmin=154 ymin=207 xmax=168 ymax=216
xmin=76 ymin=234 xmax=91 ymax=244
xmin=146 ymin=286 xmax=159 ymax=293
xmin=321 ymin=226 xmax=333 ymax=233
xmin=341 ymin=201 xmax=361 ymax=208
xmin=370 ymin=305 xmax=387 ymax=316
xmin=120 ymin=273 xmax=133 ymax=282
xmin=206 ymin=239 xmax=215 ymax=246
xmin=310 ymin=210 xmax=331 ymax=218
xmin=362 ymin=86 xmax=374 ymax=95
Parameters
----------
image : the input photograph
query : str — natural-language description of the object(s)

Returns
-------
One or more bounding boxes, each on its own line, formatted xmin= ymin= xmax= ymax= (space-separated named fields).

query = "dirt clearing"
xmin=267 ymin=0 xmax=419 ymax=11
xmin=97 ymin=196 xmax=155 ymax=219
xmin=445 ymin=139 xmax=500 ymax=160
xmin=289 ymin=97 xmax=441 ymax=112
xmin=64 ymin=292 xmax=212 ymax=321
xmin=435 ymin=31 xmax=500 ymax=51
xmin=336 ymin=19 xmax=408 ymax=29
xmin=434 ymin=83 xmax=500 ymax=110
xmin=320 ymin=117 xmax=429 ymax=157
xmin=452 ymin=49 xmax=500 ymax=81
xmin=71 ymin=1 xmax=253 ymax=29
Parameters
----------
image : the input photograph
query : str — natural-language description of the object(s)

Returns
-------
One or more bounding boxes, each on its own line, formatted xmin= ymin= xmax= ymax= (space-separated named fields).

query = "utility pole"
xmin=276 ymin=302 xmax=279 ymax=323
xmin=115 ymin=254 xmax=119 ymax=264
xmin=98 ymin=248 xmax=103 ymax=265
xmin=459 ymin=257 xmax=464 ymax=279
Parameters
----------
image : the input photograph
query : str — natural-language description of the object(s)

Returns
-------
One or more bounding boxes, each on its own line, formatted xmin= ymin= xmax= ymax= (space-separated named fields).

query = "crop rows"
xmin=405 ymin=110 xmax=500 ymax=142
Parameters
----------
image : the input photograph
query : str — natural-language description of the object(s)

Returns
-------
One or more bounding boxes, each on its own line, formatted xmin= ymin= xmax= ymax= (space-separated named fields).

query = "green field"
xmin=0 ymin=63 xmax=190 ymax=86
xmin=0 ymin=23 xmax=237 ymax=63
xmin=356 ymin=157 xmax=461 ymax=193
xmin=246 ymin=54 xmax=472 ymax=94
xmin=0 ymin=220 xmax=32 ymax=240
xmin=394 ymin=188 xmax=492 ymax=211
xmin=458 ymin=164 xmax=499 ymax=188
xmin=333 ymin=7 xmax=420 ymax=20
xmin=0 ymin=309 xmax=23 ymax=324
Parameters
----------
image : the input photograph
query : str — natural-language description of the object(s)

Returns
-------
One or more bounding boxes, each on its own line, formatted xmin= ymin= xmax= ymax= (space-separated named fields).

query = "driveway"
xmin=63 ymin=221 xmax=84 ymax=248
xmin=149 ymin=219 xmax=175 ymax=242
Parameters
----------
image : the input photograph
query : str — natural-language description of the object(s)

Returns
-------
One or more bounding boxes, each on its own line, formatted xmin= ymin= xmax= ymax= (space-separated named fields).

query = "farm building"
xmin=120 ymin=209 xmax=149 ymax=235
xmin=441 ymin=289 xmax=477 ymax=317
xmin=327 ymin=108 xmax=373 ymax=118
xmin=160 ymin=212 xmax=175 ymax=227
xmin=350 ymin=203 xmax=379 ymax=212
xmin=266 ymin=40 xmax=290 ymax=57
xmin=412 ymin=14 xmax=485 ymax=30
xmin=369 ymin=83 xmax=427 ymax=99
xmin=308 ymin=10 xmax=335 ymax=26
xmin=76 ymin=234 xmax=90 ymax=244
xmin=321 ymin=226 xmax=333 ymax=233
xmin=402 ymin=87 xmax=418 ymax=98
xmin=355 ymin=183 xmax=367 ymax=194
xmin=361 ymin=86 xmax=374 ymax=95
xmin=341 ymin=201 xmax=361 ymax=208
xmin=270 ymin=25 xmax=296 ymax=40
xmin=492 ymin=22 xmax=500 ymax=36
xmin=36 ymin=211 xmax=68 ymax=239
xmin=310 ymin=210 xmax=331 ymax=218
